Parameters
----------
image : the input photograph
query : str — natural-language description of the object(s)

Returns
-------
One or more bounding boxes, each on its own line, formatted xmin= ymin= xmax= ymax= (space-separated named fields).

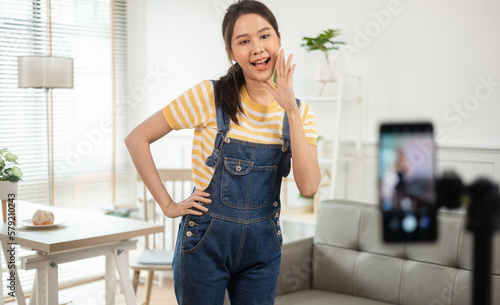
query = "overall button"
xmin=224 ymin=137 xmax=231 ymax=144
xmin=281 ymin=145 xmax=287 ymax=152
xmin=277 ymin=221 xmax=280 ymax=226
xmin=273 ymin=201 xmax=278 ymax=207
xmin=277 ymin=230 xmax=282 ymax=236
xmin=236 ymin=165 xmax=242 ymax=172
xmin=189 ymin=221 xmax=196 ymax=227
xmin=275 ymin=212 xmax=279 ymax=218
xmin=186 ymin=231 xmax=193 ymax=237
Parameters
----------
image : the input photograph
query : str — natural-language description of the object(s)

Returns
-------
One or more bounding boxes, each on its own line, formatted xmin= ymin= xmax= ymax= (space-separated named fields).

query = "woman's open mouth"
xmin=251 ymin=57 xmax=270 ymax=71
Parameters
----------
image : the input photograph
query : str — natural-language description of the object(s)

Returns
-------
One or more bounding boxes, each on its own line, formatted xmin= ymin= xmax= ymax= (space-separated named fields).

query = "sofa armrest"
xmin=276 ymin=237 xmax=313 ymax=296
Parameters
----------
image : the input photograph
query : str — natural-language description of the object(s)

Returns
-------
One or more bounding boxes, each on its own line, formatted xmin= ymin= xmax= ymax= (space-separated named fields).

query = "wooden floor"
xmin=56 ymin=276 xmax=177 ymax=305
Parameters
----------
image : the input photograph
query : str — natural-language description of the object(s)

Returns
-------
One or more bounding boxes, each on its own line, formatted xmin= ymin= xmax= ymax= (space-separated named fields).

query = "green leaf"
xmin=300 ymin=28 xmax=346 ymax=59
xmin=11 ymin=166 xmax=23 ymax=178
xmin=4 ymin=152 xmax=18 ymax=163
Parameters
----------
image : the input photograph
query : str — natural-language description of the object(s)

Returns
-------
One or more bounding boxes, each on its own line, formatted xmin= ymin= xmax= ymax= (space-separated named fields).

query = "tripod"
xmin=437 ymin=172 xmax=500 ymax=305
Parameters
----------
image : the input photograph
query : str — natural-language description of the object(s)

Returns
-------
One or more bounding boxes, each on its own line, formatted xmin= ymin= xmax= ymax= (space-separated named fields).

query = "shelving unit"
xmin=302 ymin=74 xmax=364 ymax=200
xmin=279 ymin=75 xmax=364 ymax=228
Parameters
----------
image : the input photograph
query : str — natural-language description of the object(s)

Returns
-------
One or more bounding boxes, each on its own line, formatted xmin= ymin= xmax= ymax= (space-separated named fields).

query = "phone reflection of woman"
xmin=125 ymin=1 xmax=321 ymax=304
xmin=393 ymin=148 xmax=410 ymax=209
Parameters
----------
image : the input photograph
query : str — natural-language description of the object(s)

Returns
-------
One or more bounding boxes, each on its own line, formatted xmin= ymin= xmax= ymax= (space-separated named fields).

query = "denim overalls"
xmin=172 ymin=82 xmax=297 ymax=305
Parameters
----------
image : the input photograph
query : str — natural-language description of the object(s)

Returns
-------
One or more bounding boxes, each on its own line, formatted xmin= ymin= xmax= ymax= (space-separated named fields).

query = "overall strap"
xmin=205 ymin=80 xmax=230 ymax=167
xmin=281 ymin=98 xmax=301 ymax=177
xmin=281 ymin=98 xmax=301 ymax=151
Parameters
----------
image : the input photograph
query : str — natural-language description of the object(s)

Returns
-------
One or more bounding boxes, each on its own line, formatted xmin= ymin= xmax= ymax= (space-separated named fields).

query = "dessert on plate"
xmin=32 ymin=209 xmax=54 ymax=225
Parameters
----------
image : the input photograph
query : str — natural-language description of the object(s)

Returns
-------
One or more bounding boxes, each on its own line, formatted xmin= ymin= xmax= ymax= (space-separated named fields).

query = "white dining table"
xmin=0 ymin=201 xmax=163 ymax=305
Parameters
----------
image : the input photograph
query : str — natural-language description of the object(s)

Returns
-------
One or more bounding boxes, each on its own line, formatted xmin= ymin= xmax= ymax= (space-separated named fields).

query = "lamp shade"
xmin=17 ymin=56 xmax=74 ymax=88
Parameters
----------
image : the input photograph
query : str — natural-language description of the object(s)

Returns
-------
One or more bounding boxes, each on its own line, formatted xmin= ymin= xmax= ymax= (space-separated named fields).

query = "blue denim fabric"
xmin=172 ymin=81 xmax=298 ymax=305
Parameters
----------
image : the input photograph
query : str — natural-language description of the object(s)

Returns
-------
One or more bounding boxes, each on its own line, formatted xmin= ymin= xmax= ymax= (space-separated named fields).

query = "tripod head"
xmin=437 ymin=170 xmax=500 ymax=232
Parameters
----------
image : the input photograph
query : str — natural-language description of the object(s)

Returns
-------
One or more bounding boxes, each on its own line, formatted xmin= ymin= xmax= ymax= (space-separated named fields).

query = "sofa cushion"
xmin=274 ymin=289 xmax=392 ymax=305
xmin=359 ymin=205 xmax=405 ymax=257
xmin=400 ymin=260 xmax=458 ymax=305
xmin=352 ymin=252 xmax=404 ymax=304
xmin=405 ymin=211 xmax=464 ymax=267
xmin=314 ymin=200 xmax=362 ymax=248
xmin=311 ymin=244 xmax=357 ymax=294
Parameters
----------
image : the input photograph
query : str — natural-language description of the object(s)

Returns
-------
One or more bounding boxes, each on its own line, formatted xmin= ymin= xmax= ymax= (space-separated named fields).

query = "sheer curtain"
xmin=0 ymin=0 xmax=131 ymax=296
xmin=0 ymin=0 xmax=130 ymax=210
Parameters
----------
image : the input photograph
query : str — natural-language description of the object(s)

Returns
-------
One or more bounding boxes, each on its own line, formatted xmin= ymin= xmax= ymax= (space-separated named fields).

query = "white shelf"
xmin=301 ymin=96 xmax=361 ymax=103
xmin=301 ymin=96 xmax=337 ymax=102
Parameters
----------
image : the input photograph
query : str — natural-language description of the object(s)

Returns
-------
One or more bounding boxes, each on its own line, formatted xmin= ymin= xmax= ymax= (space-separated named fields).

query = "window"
xmin=0 ymin=0 xmax=130 ymax=297
xmin=0 ymin=0 xmax=130 ymax=210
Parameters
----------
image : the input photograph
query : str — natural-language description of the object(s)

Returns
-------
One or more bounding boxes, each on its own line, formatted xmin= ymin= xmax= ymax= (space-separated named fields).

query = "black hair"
xmin=215 ymin=0 xmax=279 ymax=124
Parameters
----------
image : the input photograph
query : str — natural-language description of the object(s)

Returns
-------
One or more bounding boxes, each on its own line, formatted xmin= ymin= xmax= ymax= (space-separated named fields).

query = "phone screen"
xmin=379 ymin=123 xmax=437 ymax=242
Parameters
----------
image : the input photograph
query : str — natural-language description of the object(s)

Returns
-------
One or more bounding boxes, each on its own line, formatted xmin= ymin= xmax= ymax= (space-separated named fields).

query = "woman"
xmin=125 ymin=1 xmax=321 ymax=303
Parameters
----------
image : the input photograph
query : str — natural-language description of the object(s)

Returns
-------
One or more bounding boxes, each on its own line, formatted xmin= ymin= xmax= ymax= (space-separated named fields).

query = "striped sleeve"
xmin=300 ymin=100 xmax=318 ymax=146
xmin=162 ymin=80 xmax=215 ymax=130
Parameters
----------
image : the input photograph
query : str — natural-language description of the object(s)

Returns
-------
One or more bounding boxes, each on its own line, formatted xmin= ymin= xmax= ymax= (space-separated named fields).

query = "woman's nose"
xmin=253 ymin=40 xmax=265 ymax=55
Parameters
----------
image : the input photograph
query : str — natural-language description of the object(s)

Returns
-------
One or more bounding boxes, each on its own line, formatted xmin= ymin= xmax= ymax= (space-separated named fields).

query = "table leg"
xmin=2 ymin=199 xmax=6 ymax=223
xmin=29 ymin=272 xmax=37 ymax=305
xmin=105 ymin=253 xmax=116 ymax=305
xmin=1 ymin=241 xmax=26 ymax=305
xmin=46 ymin=260 xmax=58 ymax=305
xmin=35 ymin=259 xmax=58 ymax=305
xmin=0 ymin=242 xmax=3 ymax=305
xmin=112 ymin=248 xmax=137 ymax=305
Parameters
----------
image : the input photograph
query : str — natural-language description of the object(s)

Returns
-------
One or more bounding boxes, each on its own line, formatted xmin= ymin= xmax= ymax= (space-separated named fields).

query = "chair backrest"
xmin=137 ymin=169 xmax=193 ymax=250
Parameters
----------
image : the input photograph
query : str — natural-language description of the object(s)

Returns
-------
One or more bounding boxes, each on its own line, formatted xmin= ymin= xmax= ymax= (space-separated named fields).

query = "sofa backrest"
xmin=312 ymin=200 xmax=500 ymax=305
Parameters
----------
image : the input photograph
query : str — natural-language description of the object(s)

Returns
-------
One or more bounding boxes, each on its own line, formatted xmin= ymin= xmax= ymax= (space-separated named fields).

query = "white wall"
xmin=128 ymin=0 xmax=500 ymax=150
xmin=126 ymin=0 xmax=500 ymax=243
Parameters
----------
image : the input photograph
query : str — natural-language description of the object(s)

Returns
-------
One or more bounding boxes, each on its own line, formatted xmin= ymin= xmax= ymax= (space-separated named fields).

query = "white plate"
xmin=17 ymin=218 xmax=66 ymax=228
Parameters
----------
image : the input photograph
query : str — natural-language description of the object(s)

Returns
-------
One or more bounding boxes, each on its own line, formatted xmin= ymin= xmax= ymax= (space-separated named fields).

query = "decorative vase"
xmin=316 ymin=57 xmax=338 ymax=83
xmin=316 ymin=57 xmax=338 ymax=96
xmin=0 ymin=181 xmax=18 ymax=223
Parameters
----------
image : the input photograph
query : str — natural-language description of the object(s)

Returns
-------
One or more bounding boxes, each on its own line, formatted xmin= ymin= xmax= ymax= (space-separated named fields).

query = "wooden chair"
xmin=131 ymin=169 xmax=192 ymax=305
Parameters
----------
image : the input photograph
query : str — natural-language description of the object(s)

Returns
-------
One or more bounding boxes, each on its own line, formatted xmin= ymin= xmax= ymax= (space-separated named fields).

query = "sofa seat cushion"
xmin=275 ymin=290 xmax=393 ymax=305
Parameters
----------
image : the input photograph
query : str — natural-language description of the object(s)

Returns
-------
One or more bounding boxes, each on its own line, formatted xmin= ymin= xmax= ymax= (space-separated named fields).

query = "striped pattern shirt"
xmin=162 ymin=80 xmax=318 ymax=190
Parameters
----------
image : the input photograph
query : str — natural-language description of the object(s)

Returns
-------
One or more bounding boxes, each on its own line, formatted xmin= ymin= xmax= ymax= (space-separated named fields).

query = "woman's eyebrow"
xmin=235 ymin=27 xmax=271 ymax=40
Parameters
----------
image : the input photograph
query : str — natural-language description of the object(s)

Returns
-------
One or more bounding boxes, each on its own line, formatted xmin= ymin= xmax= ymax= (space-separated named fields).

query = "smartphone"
xmin=378 ymin=122 xmax=437 ymax=242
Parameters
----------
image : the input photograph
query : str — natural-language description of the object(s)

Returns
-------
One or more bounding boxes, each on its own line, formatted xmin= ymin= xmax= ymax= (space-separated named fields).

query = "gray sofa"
xmin=275 ymin=200 xmax=500 ymax=305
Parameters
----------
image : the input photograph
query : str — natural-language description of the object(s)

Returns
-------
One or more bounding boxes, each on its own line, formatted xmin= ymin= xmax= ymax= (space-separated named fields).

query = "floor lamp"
xmin=17 ymin=56 xmax=74 ymax=205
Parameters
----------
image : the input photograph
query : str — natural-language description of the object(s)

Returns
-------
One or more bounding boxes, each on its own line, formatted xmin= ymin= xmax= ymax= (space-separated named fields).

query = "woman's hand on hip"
xmin=163 ymin=190 xmax=211 ymax=218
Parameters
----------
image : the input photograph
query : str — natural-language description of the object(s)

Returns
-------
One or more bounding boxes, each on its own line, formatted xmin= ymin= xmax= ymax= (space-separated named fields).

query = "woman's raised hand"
xmin=163 ymin=190 xmax=211 ymax=218
xmin=261 ymin=49 xmax=298 ymax=111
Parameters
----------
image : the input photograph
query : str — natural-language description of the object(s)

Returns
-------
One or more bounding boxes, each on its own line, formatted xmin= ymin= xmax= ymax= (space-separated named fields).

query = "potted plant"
xmin=0 ymin=148 xmax=23 ymax=183
xmin=0 ymin=148 xmax=23 ymax=222
xmin=301 ymin=29 xmax=345 ymax=94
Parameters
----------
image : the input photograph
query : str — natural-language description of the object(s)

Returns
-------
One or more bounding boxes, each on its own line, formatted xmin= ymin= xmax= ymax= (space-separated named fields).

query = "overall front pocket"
xmin=221 ymin=157 xmax=277 ymax=209
xmin=181 ymin=214 xmax=215 ymax=254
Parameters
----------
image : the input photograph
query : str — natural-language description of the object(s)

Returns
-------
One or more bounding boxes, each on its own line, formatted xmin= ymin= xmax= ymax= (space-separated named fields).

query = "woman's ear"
xmin=226 ymin=47 xmax=236 ymax=62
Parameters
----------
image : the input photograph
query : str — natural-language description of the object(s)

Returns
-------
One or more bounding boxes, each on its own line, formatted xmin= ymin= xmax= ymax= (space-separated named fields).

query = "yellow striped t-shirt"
xmin=162 ymin=80 xmax=318 ymax=191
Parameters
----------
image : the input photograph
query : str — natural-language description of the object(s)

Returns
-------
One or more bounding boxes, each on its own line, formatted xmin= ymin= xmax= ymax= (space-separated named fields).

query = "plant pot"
xmin=0 ymin=181 xmax=18 ymax=223
xmin=0 ymin=181 xmax=17 ymax=199
xmin=316 ymin=57 xmax=338 ymax=83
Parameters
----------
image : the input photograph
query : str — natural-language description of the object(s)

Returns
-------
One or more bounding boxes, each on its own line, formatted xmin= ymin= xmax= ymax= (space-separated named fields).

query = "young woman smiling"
xmin=125 ymin=1 xmax=321 ymax=304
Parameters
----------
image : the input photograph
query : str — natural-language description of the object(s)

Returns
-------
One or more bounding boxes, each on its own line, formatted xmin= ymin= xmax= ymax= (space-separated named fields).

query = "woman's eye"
xmin=261 ymin=34 xmax=270 ymax=39
xmin=239 ymin=40 xmax=249 ymax=44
